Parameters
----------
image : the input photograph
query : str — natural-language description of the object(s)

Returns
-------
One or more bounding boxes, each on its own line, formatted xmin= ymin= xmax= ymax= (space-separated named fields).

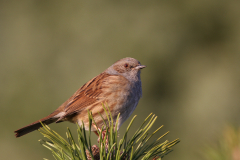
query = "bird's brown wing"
xmin=56 ymin=72 xmax=113 ymax=120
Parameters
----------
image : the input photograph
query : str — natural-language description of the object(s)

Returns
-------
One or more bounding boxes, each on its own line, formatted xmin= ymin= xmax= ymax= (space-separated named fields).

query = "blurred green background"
xmin=1 ymin=0 xmax=240 ymax=159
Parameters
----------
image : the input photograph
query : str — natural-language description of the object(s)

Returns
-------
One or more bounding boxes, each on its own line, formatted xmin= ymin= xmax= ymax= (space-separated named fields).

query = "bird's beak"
xmin=135 ymin=65 xmax=146 ymax=70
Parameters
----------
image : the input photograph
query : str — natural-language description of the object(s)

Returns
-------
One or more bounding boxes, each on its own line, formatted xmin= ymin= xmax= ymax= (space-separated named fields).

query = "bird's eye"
xmin=124 ymin=63 xmax=128 ymax=68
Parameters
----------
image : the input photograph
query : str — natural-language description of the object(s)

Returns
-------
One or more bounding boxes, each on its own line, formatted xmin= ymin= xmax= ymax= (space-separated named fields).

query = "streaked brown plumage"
xmin=14 ymin=57 xmax=146 ymax=137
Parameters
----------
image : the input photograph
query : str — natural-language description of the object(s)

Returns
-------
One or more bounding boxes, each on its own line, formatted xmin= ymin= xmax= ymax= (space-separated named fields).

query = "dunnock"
xmin=14 ymin=57 xmax=146 ymax=137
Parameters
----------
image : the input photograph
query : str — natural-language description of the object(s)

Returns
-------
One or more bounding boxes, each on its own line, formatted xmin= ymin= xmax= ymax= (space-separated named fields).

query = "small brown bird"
xmin=14 ymin=57 xmax=146 ymax=137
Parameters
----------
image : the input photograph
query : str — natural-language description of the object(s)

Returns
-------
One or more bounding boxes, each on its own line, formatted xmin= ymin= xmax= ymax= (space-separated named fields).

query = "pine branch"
xmin=39 ymin=105 xmax=179 ymax=160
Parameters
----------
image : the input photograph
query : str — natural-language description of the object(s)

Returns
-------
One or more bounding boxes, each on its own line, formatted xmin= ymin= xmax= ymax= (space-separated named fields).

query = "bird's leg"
xmin=100 ymin=130 xmax=107 ymax=143
xmin=92 ymin=124 xmax=108 ymax=145
xmin=93 ymin=124 xmax=101 ymax=139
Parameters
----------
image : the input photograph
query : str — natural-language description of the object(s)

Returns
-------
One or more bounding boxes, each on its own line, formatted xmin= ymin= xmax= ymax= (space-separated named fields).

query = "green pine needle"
xmin=39 ymin=104 xmax=179 ymax=160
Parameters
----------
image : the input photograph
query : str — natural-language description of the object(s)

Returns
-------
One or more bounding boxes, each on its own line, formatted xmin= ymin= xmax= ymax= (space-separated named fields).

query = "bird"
xmin=14 ymin=57 xmax=146 ymax=138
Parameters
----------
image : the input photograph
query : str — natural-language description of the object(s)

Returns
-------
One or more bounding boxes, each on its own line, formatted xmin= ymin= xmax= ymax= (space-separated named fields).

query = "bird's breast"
xmin=109 ymin=80 xmax=142 ymax=129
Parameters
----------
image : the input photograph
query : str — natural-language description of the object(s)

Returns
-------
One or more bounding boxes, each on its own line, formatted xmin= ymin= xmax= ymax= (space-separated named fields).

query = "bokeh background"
xmin=1 ymin=1 xmax=240 ymax=159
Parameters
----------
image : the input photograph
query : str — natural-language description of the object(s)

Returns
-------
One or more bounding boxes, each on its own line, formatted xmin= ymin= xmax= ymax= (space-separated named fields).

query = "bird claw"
xmin=97 ymin=130 xmax=108 ymax=144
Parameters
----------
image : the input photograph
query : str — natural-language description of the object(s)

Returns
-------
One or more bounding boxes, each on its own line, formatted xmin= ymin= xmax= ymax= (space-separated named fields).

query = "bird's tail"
xmin=14 ymin=113 xmax=58 ymax=138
